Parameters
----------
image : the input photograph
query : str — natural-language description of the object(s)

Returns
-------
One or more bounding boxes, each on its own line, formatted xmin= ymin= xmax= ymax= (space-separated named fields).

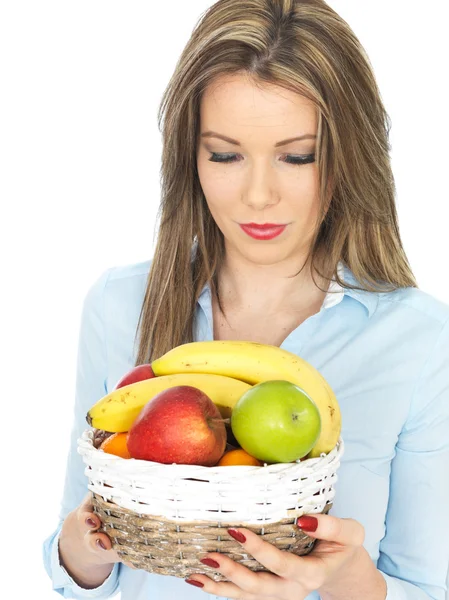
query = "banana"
xmin=86 ymin=372 xmax=251 ymax=432
xmin=152 ymin=341 xmax=341 ymax=457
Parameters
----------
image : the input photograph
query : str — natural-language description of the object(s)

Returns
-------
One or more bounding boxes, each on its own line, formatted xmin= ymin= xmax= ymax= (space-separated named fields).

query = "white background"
xmin=1 ymin=1 xmax=447 ymax=598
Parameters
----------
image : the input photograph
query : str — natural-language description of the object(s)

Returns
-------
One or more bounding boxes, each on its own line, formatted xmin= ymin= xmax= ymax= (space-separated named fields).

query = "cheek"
xmin=290 ymin=195 xmax=321 ymax=232
xmin=288 ymin=163 xmax=319 ymax=193
xmin=283 ymin=172 xmax=320 ymax=215
xmin=202 ymin=176 xmax=234 ymax=203
xmin=198 ymin=164 xmax=239 ymax=212
xmin=277 ymin=184 xmax=320 ymax=248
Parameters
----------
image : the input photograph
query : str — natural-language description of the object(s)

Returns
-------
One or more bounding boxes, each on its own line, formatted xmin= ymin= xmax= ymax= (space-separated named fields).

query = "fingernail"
xmin=86 ymin=518 xmax=97 ymax=528
xmin=185 ymin=579 xmax=204 ymax=588
xmin=297 ymin=516 xmax=318 ymax=532
xmin=228 ymin=528 xmax=246 ymax=543
xmin=200 ymin=557 xmax=220 ymax=568
xmin=96 ymin=538 xmax=107 ymax=550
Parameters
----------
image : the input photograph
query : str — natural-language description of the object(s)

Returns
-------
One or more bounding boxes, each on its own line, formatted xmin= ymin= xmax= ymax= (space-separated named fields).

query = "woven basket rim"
xmin=79 ymin=429 xmax=344 ymax=523
xmin=78 ymin=428 xmax=344 ymax=478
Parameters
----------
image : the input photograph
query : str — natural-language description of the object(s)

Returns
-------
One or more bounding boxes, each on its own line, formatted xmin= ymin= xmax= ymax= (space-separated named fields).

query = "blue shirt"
xmin=43 ymin=258 xmax=449 ymax=600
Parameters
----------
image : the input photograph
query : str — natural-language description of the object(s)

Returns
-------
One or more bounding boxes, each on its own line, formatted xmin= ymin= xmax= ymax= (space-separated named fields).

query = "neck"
xmin=216 ymin=245 xmax=332 ymax=315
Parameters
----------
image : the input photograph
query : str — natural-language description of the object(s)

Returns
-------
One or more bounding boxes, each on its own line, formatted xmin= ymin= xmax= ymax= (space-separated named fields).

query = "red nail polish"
xmin=185 ymin=579 xmax=204 ymax=588
xmin=96 ymin=538 xmax=107 ymax=550
xmin=297 ymin=516 xmax=318 ymax=532
xmin=86 ymin=518 xmax=97 ymax=528
xmin=228 ymin=528 xmax=246 ymax=543
xmin=200 ymin=557 xmax=220 ymax=568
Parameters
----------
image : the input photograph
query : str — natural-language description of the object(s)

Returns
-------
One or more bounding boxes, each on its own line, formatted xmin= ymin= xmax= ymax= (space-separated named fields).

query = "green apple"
xmin=230 ymin=380 xmax=321 ymax=463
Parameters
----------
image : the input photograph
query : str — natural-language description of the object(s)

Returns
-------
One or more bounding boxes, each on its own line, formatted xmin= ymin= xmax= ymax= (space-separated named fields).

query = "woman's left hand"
xmin=185 ymin=513 xmax=375 ymax=599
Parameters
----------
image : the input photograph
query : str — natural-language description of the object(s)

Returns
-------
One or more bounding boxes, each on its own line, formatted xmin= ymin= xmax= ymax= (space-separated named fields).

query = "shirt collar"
xmin=197 ymin=259 xmax=378 ymax=318
xmin=340 ymin=264 xmax=379 ymax=317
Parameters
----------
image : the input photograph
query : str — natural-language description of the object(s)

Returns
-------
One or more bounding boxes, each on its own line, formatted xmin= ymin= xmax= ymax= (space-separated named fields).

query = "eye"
xmin=284 ymin=154 xmax=315 ymax=165
xmin=208 ymin=153 xmax=242 ymax=164
xmin=208 ymin=153 xmax=315 ymax=165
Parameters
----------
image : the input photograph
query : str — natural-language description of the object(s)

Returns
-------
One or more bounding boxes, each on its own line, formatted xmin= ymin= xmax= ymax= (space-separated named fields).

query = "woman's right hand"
xmin=59 ymin=492 xmax=136 ymax=588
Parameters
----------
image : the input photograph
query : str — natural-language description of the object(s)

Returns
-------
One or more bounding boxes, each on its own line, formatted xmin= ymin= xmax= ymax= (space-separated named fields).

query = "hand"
xmin=76 ymin=491 xmax=136 ymax=567
xmin=185 ymin=513 xmax=374 ymax=599
xmin=59 ymin=492 xmax=136 ymax=588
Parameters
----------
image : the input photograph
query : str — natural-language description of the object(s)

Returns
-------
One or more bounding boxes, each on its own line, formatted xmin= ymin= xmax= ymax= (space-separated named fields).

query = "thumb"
xmin=79 ymin=491 xmax=94 ymax=512
xmin=297 ymin=514 xmax=365 ymax=547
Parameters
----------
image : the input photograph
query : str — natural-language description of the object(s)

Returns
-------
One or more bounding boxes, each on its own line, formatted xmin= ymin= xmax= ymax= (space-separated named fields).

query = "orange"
xmin=100 ymin=432 xmax=131 ymax=459
xmin=217 ymin=448 xmax=263 ymax=467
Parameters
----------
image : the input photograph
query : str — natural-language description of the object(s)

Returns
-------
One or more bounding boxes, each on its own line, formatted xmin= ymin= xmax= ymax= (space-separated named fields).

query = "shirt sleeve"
xmin=42 ymin=267 xmax=121 ymax=599
xmin=377 ymin=318 xmax=449 ymax=600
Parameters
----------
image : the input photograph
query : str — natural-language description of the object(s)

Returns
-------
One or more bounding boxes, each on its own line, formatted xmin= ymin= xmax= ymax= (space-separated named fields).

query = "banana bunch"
xmin=86 ymin=372 xmax=250 ymax=432
xmin=86 ymin=340 xmax=341 ymax=458
xmin=152 ymin=341 xmax=341 ymax=458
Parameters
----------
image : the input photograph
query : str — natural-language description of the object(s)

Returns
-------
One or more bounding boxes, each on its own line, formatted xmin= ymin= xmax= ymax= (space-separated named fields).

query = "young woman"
xmin=43 ymin=1 xmax=449 ymax=599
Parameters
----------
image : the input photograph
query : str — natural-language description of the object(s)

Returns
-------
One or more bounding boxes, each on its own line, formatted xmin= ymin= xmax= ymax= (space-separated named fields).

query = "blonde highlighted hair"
xmin=134 ymin=0 xmax=416 ymax=365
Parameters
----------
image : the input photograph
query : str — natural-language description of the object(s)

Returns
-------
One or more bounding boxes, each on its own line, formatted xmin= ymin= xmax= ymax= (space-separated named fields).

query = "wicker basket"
xmin=77 ymin=429 xmax=344 ymax=581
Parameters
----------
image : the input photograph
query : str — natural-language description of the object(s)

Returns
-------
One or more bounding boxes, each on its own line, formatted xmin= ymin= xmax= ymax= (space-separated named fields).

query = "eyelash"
xmin=208 ymin=153 xmax=316 ymax=166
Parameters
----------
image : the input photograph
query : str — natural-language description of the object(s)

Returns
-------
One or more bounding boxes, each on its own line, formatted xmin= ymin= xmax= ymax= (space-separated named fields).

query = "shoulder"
xmin=370 ymin=286 xmax=449 ymax=359
xmin=106 ymin=259 xmax=152 ymax=283
xmin=342 ymin=265 xmax=449 ymax=329
xmin=342 ymin=274 xmax=449 ymax=433
xmin=342 ymin=265 xmax=449 ymax=326
xmin=342 ymin=268 xmax=449 ymax=378
xmin=391 ymin=290 xmax=449 ymax=436
xmin=105 ymin=259 xmax=152 ymax=298
xmin=373 ymin=287 xmax=449 ymax=417
xmin=82 ymin=259 xmax=152 ymax=317
xmin=377 ymin=287 xmax=449 ymax=374
xmin=88 ymin=258 xmax=152 ymax=293
xmin=80 ymin=260 xmax=154 ymax=370
xmin=378 ymin=285 xmax=449 ymax=327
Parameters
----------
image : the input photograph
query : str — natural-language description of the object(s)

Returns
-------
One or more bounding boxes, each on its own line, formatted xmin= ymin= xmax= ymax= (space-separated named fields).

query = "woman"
xmin=43 ymin=0 xmax=449 ymax=599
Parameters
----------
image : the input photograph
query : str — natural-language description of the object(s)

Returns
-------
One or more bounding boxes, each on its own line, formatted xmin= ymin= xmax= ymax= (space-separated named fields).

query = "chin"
xmin=235 ymin=239 xmax=293 ymax=265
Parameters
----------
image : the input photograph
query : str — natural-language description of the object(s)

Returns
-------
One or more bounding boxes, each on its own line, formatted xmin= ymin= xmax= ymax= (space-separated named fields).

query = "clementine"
xmin=217 ymin=448 xmax=263 ymax=467
xmin=100 ymin=432 xmax=131 ymax=459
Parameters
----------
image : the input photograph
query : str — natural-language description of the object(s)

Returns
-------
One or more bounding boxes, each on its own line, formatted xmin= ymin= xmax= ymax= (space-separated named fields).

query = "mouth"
xmin=239 ymin=223 xmax=288 ymax=240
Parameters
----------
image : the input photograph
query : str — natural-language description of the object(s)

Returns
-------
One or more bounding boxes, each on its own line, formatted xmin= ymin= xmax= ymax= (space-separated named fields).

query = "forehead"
xmin=199 ymin=73 xmax=317 ymax=138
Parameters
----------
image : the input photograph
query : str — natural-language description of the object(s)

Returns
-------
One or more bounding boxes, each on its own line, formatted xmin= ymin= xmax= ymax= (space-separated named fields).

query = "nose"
xmin=241 ymin=161 xmax=279 ymax=210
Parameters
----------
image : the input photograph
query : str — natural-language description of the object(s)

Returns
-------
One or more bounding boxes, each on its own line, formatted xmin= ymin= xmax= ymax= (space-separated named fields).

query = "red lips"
xmin=239 ymin=223 xmax=287 ymax=240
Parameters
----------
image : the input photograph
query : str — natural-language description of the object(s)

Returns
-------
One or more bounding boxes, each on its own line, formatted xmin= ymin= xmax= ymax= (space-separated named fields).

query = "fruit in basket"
xmin=114 ymin=364 xmax=156 ymax=389
xmin=151 ymin=340 xmax=340 ymax=457
xmin=230 ymin=380 xmax=321 ymax=463
xmin=126 ymin=386 xmax=227 ymax=466
xmin=92 ymin=428 xmax=114 ymax=449
xmin=86 ymin=373 xmax=250 ymax=432
xmin=100 ymin=432 xmax=132 ymax=459
xmin=218 ymin=448 xmax=262 ymax=466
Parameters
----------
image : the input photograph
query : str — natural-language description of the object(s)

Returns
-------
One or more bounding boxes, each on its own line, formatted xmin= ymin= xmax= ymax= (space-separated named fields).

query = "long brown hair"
xmin=134 ymin=0 xmax=417 ymax=365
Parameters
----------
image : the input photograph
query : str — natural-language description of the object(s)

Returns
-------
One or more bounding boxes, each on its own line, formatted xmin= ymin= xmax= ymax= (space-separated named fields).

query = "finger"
xmin=86 ymin=530 xmax=113 ymax=552
xmin=77 ymin=492 xmax=102 ymax=531
xmin=85 ymin=530 xmax=122 ymax=564
xmin=85 ymin=530 xmax=137 ymax=570
xmin=185 ymin=574 xmax=257 ymax=599
xmin=297 ymin=514 xmax=365 ymax=547
xmin=80 ymin=510 xmax=101 ymax=531
xmin=197 ymin=553 xmax=288 ymax=597
xmin=225 ymin=528 xmax=314 ymax=582
xmin=112 ymin=547 xmax=139 ymax=570
xmin=79 ymin=491 xmax=94 ymax=512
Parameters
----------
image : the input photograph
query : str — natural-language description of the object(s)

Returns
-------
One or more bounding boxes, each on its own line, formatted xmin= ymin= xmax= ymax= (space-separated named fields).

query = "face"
xmin=196 ymin=72 xmax=321 ymax=266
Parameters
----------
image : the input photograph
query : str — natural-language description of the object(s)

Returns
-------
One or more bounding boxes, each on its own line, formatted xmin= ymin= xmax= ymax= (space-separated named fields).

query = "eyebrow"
xmin=200 ymin=131 xmax=317 ymax=147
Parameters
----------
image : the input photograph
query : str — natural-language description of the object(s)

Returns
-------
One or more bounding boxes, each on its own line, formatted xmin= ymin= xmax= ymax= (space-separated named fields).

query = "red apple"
xmin=114 ymin=364 xmax=156 ymax=389
xmin=126 ymin=385 xmax=226 ymax=466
